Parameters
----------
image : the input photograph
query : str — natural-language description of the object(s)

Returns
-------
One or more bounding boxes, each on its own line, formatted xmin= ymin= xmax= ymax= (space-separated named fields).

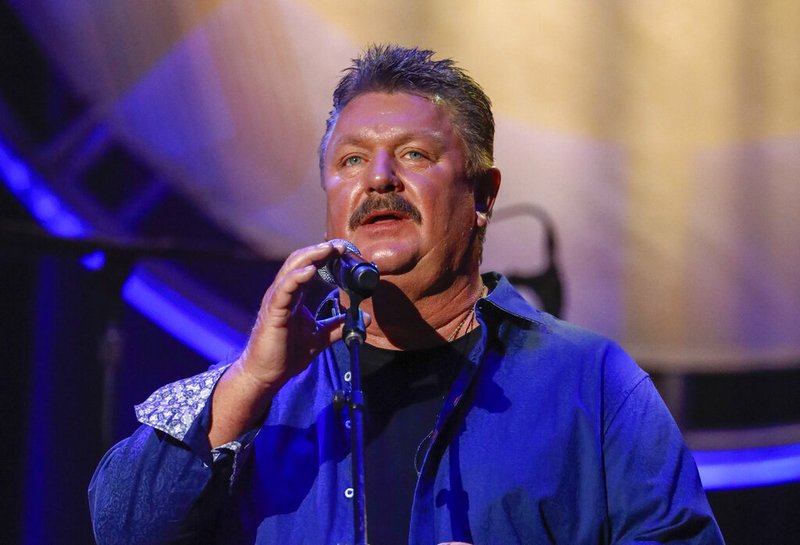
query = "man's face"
xmin=322 ymin=92 xmax=479 ymax=285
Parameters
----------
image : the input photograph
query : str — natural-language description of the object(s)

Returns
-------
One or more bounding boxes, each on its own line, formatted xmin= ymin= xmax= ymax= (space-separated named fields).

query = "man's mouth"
xmin=348 ymin=194 xmax=423 ymax=231
xmin=361 ymin=211 xmax=408 ymax=225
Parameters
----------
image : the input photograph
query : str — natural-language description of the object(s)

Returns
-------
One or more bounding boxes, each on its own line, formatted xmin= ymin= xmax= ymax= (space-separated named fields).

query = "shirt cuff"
xmin=135 ymin=364 xmax=229 ymax=442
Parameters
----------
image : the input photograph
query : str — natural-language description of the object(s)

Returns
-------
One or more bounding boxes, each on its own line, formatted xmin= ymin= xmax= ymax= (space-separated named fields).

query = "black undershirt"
xmin=360 ymin=327 xmax=481 ymax=545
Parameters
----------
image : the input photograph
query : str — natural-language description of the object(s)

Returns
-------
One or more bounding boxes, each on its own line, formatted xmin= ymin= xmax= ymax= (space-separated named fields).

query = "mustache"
xmin=348 ymin=193 xmax=423 ymax=231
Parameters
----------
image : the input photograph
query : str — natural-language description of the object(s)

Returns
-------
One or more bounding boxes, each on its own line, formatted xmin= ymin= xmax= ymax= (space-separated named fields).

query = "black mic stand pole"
xmin=342 ymin=292 xmax=369 ymax=545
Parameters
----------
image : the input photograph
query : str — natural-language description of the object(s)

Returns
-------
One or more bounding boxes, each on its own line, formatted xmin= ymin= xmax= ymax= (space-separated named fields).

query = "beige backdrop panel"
xmin=14 ymin=0 xmax=800 ymax=369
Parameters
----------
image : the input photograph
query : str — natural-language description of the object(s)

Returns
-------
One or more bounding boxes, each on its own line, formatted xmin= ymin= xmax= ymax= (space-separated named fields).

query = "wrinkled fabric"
xmin=89 ymin=273 xmax=724 ymax=545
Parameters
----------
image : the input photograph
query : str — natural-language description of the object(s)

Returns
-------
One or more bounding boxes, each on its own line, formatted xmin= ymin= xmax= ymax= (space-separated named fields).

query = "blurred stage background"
xmin=1 ymin=1 xmax=799 ymax=543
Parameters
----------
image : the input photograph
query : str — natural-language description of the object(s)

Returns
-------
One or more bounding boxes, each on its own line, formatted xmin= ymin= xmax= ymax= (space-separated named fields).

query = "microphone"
xmin=318 ymin=239 xmax=380 ymax=297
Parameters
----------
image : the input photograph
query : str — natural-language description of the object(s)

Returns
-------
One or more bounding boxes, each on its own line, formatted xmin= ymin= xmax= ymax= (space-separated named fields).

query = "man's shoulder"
xmin=485 ymin=271 xmax=587 ymax=321
xmin=483 ymin=272 xmax=620 ymax=353
xmin=483 ymin=273 xmax=645 ymax=388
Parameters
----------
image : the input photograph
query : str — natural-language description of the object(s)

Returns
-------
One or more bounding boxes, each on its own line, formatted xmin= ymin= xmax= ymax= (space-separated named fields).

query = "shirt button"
xmin=344 ymin=371 xmax=352 ymax=382
xmin=344 ymin=487 xmax=354 ymax=499
xmin=344 ymin=419 xmax=352 ymax=429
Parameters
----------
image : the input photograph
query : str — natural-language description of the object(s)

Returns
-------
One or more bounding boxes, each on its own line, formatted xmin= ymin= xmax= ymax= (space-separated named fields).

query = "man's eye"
xmin=405 ymin=150 xmax=424 ymax=160
xmin=344 ymin=156 xmax=362 ymax=166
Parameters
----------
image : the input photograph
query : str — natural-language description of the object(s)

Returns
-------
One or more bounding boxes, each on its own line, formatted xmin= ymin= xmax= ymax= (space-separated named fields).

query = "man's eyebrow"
xmin=329 ymin=134 xmax=369 ymax=149
xmin=330 ymin=129 xmax=448 ymax=150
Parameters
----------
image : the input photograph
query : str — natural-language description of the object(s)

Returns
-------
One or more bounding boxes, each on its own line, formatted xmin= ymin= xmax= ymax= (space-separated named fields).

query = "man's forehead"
xmin=347 ymin=90 xmax=449 ymax=117
xmin=329 ymin=126 xmax=448 ymax=148
xmin=328 ymin=92 xmax=455 ymax=145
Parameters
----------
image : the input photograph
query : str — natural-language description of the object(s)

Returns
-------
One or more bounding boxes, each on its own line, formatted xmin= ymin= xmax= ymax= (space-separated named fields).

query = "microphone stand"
xmin=318 ymin=243 xmax=378 ymax=545
xmin=342 ymin=292 xmax=369 ymax=545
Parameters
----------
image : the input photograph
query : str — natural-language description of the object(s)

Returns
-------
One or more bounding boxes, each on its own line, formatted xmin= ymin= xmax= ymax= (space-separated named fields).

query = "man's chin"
xmin=368 ymin=255 xmax=417 ymax=277
xmin=358 ymin=244 xmax=418 ymax=277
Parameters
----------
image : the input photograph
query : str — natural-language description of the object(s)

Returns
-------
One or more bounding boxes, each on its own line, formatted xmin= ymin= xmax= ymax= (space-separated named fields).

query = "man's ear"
xmin=474 ymin=167 xmax=501 ymax=226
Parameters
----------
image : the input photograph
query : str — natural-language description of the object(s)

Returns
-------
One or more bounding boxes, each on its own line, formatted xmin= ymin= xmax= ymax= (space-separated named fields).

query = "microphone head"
xmin=329 ymin=238 xmax=361 ymax=255
xmin=317 ymin=239 xmax=361 ymax=286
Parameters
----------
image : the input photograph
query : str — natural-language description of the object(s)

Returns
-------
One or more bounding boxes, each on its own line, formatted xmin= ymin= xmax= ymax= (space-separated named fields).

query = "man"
xmin=89 ymin=45 xmax=724 ymax=545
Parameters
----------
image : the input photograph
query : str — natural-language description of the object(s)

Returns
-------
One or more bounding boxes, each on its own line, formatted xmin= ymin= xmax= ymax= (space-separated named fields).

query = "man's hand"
xmin=208 ymin=241 xmax=349 ymax=447
xmin=236 ymin=241 xmax=349 ymax=390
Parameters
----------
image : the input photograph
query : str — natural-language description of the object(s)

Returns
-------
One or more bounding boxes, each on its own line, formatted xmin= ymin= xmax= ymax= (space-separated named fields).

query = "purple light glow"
xmin=1 ymin=135 xmax=243 ymax=360
xmin=694 ymin=443 xmax=800 ymax=490
xmin=122 ymin=268 xmax=246 ymax=362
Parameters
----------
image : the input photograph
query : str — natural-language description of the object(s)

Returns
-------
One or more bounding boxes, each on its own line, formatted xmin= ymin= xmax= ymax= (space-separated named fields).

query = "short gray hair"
xmin=319 ymin=44 xmax=495 ymax=179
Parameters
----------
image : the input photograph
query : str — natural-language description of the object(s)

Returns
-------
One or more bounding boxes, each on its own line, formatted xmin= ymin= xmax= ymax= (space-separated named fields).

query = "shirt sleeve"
xmin=89 ymin=364 xmax=261 ymax=545
xmin=601 ymin=344 xmax=725 ymax=544
xmin=133 ymin=364 xmax=248 ymax=461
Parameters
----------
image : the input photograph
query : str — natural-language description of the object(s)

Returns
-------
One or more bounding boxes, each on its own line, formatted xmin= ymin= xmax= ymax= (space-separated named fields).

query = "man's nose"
xmin=366 ymin=152 xmax=402 ymax=193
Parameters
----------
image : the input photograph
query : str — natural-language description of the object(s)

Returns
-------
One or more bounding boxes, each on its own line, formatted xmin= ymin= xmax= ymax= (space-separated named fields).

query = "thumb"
xmin=317 ymin=310 xmax=372 ymax=345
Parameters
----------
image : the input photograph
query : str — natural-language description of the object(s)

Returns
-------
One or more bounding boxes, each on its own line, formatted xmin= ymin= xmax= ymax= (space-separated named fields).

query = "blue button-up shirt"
xmin=89 ymin=273 xmax=724 ymax=544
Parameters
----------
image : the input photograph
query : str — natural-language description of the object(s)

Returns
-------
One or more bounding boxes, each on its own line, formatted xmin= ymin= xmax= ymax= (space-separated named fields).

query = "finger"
xmin=265 ymin=241 xmax=347 ymax=316
xmin=315 ymin=314 xmax=347 ymax=345
xmin=264 ymin=264 xmax=318 ymax=323
xmin=273 ymin=241 xmax=346 ymax=286
xmin=268 ymin=240 xmax=349 ymax=316
xmin=291 ymin=278 xmax=307 ymax=314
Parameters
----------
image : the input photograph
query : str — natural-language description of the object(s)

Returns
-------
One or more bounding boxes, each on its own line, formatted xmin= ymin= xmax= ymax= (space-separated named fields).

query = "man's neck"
xmin=344 ymin=271 xmax=485 ymax=351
